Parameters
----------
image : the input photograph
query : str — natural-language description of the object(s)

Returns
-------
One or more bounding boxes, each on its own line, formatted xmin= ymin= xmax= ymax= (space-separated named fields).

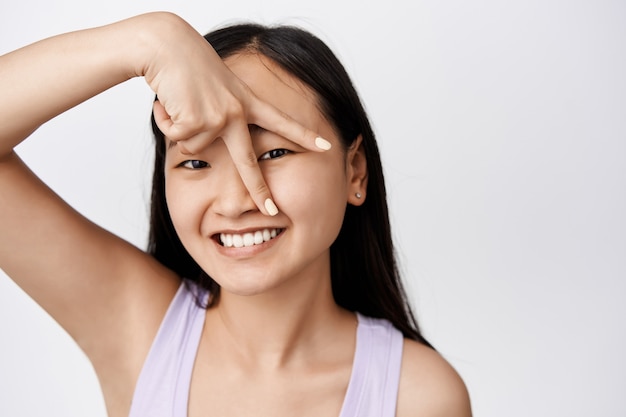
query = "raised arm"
xmin=0 ymin=14 xmax=180 ymax=415
xmin=1 ymin=12 xmax=323 ymax=207
xmin=0 ymin=13 xmax=175 ymax=326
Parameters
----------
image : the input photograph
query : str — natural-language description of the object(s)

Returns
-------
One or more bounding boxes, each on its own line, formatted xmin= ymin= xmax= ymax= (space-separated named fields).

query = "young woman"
xmin=0 ymin=12 xmax=471 ymax=417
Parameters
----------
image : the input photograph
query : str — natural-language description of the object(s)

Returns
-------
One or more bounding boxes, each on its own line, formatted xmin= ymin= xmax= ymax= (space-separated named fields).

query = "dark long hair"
xmin=148 ymin=23 xmax=432 ymax=347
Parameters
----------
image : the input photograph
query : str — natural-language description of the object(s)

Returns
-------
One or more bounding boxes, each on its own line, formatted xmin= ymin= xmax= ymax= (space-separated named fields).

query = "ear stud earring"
xmin=355 ymin=192 xmax=362 ymax=199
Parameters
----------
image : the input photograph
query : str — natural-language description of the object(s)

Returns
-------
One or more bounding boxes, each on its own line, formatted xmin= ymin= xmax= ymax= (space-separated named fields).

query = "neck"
xmin=204 ymin=265 xmax=355 ymax=371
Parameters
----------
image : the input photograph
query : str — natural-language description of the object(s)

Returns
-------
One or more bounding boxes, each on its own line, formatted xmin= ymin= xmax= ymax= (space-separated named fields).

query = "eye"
xmin=178 ymin=160 xmax=210 ymax=169
xmin=259 ymin=149 xmax=291 ymax=161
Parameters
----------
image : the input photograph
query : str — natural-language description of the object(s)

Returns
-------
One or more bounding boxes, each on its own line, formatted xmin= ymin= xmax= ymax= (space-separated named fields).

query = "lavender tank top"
xmin=129 ymin=281 xmax=404 ymax=417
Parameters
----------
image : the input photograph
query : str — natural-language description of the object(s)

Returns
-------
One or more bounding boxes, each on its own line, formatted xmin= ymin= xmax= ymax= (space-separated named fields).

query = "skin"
xmin=168 ymin=53 xmax=367 ymax=415
xmin=175 ymin=52 xmax=471 ymax=417
xmin=166 ymin=53 xmax=361 ymax=298
xmin=0 ymin=12 xmax=471 ymax=417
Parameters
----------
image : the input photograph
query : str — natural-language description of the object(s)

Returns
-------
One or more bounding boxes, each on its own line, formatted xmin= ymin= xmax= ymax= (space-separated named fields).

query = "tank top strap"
xmin=339 ymin=313 xmax=405 ymax=417
xmin=129 ymin=280 xmax=208 ymax=417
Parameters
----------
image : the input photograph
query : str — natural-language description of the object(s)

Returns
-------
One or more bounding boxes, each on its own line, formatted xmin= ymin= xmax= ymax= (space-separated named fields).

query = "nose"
xmin=211 ymin=159 xmax=257 ymax=218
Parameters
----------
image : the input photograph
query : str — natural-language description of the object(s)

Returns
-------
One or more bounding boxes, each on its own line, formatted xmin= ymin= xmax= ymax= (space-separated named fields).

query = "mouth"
xmin=216 ymin=228 xmax=284 ymax=248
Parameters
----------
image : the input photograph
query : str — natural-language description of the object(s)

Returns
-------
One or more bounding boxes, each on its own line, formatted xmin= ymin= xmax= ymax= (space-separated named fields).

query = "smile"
xmin=219 ymin=228 xmax=284 ymax=248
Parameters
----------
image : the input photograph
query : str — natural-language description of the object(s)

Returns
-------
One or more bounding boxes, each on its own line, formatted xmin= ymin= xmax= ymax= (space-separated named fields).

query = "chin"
xmin=211 ymin=270 xmax=284 ymax=297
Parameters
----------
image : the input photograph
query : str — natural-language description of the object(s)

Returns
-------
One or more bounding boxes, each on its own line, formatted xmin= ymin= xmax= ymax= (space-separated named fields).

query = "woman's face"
xmin=164 ymin=53 xmax=365 ymax=296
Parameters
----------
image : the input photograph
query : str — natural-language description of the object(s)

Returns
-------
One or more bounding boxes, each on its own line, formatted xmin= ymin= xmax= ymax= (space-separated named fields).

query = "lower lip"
xmin=214 ymin=230 xmax=283 ymax=258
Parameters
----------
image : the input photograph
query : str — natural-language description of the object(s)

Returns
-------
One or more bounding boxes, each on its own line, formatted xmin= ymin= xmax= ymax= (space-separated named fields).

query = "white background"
xmin=1 ymin=0 xmax=625 ymax=416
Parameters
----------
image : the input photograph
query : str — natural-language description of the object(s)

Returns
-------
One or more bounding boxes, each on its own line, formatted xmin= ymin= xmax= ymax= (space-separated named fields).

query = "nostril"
xmin=211 ymin=192 xmax=258 ymax=218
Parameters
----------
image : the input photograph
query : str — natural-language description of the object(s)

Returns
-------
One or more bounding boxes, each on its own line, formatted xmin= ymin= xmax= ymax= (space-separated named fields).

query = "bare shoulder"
xmin=396 ymin=339 xmax=472 ymax=417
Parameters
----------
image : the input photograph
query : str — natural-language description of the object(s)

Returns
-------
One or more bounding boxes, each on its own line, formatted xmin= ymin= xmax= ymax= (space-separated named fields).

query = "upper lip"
xmin=208 ymin=225 xmax=285 ymax=240
xmin=211 ymin=226 xmax=284 ymax=235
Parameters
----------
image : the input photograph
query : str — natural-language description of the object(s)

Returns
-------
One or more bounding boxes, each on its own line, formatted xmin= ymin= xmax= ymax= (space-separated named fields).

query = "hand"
xmin=143 ymin=13 xmax=329 ymax=216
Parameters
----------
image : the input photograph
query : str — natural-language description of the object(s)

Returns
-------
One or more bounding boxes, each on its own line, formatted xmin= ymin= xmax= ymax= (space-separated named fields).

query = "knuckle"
xmin=205 ymin=108 xmax=227 ymax=131
xmin=277 ymin=108 xmax=293 ymax=122
xmin=242 ymin=150 xmax=259 ymax=168
xmin=200 ymin=96 xmax=247 ymax=133
xmin=225 ymin=99 xmax=245 ymax=121
xmin=177 ymin=113 xmax=204 ymax=136
xmin=253 ymin=181 xmax=269 ymax=196
xmin=189 ymin=118 xmax=205 ymax=134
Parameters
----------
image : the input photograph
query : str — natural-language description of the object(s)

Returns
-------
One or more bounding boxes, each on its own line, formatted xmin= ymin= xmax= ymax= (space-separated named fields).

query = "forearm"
xmin=0 ymin=11 xmax=322 ymax=216
xmin=0 ymin=12 xmax=180 ymax=156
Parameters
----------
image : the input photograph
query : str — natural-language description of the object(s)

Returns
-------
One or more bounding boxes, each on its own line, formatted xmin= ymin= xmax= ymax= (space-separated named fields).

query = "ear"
xmin=346 ymin=134 xmax=368 ymax=206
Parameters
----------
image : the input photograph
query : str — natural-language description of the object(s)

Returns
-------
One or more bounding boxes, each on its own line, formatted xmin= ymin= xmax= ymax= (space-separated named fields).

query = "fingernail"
xmin=315 ymin=137 xmax=332 ymax=151
xmin=264 ymin=198 xmax=279 ymax=216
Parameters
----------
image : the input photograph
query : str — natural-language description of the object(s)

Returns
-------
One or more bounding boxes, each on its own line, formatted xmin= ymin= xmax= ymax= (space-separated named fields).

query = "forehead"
xmin=224 ymin=53 xmax=323 ymax=128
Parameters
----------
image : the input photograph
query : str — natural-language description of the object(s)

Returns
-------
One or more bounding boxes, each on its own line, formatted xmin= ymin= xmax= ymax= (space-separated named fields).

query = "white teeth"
xmin=220 ymin=228 xmax=281 ymax=248
xmin=243 ymin=233 xmax=254 ymax=247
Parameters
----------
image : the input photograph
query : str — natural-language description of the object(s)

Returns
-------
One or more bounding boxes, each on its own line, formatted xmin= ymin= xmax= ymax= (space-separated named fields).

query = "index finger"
xmin=223 ymin=120 xmax=279 ymax=217
xmin=248 ymin=98 xmax=332 ymax=152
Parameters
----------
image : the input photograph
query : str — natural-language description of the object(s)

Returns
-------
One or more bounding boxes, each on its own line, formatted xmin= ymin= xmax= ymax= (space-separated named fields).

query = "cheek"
xmin=164 ymin=178 xmax=206 ymax=239
xmin=164 ymin=183 xmax=188 ymax=240
xmin=269 ymin=156 xmax=348 ymax=235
